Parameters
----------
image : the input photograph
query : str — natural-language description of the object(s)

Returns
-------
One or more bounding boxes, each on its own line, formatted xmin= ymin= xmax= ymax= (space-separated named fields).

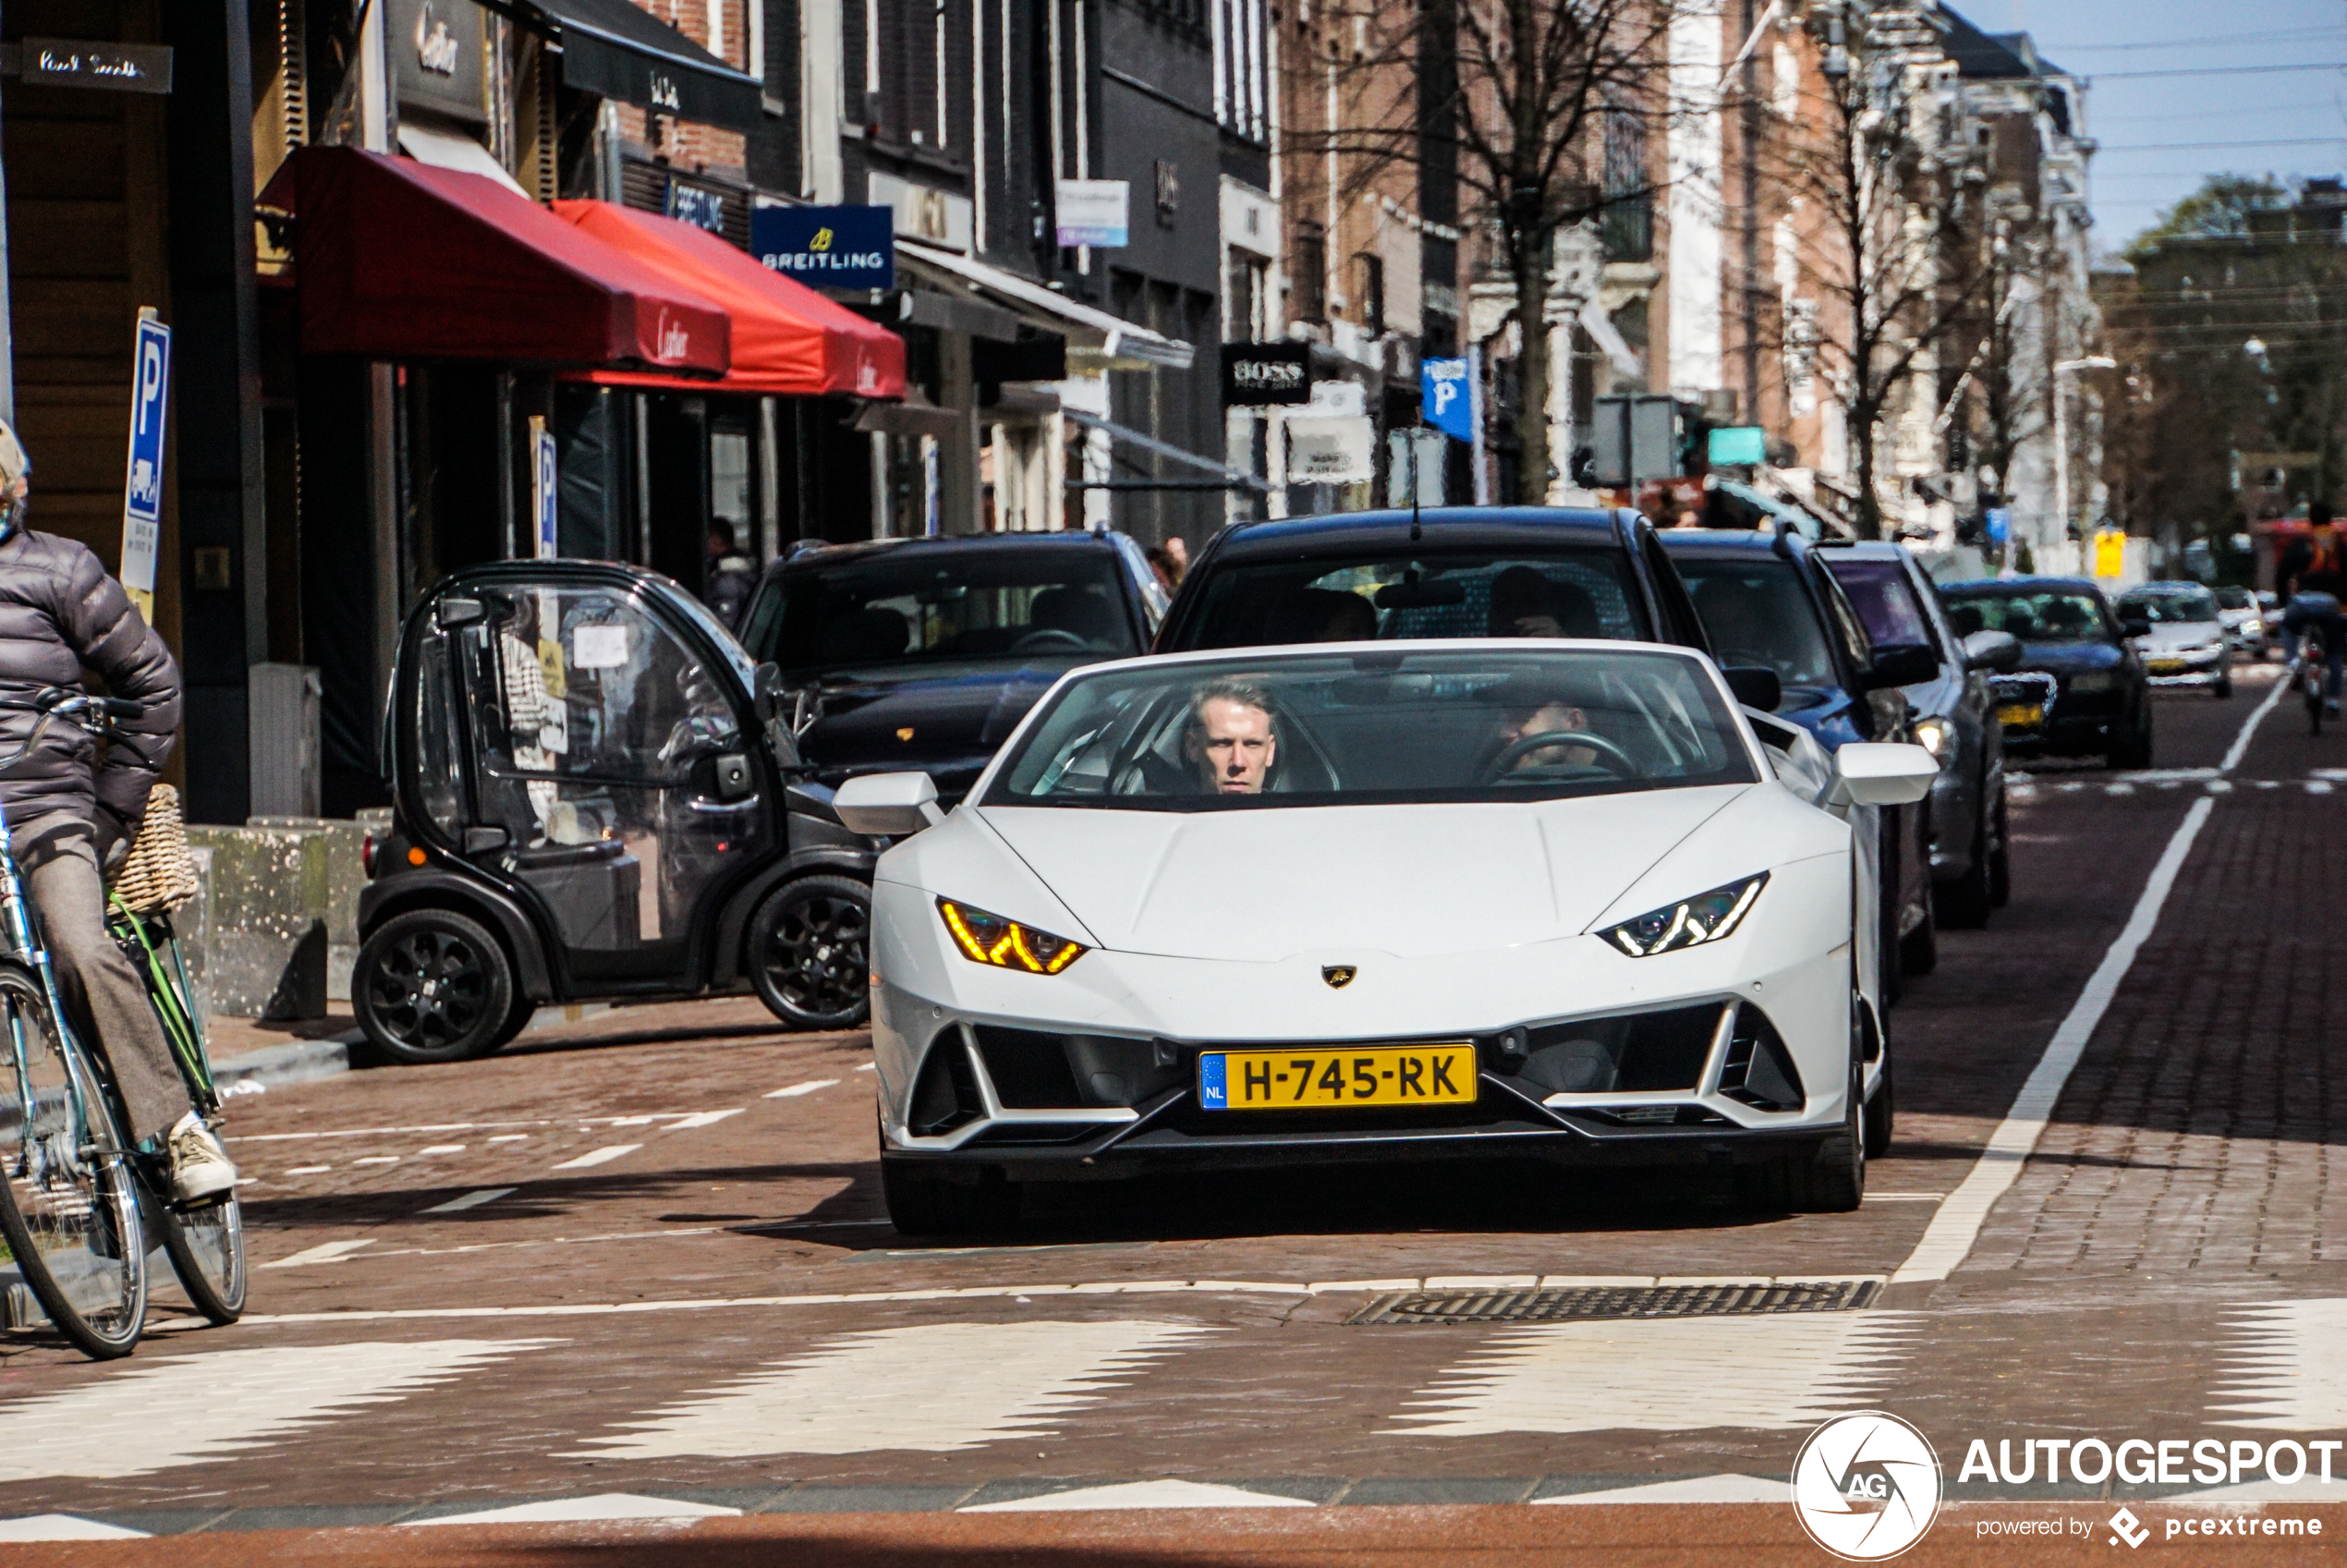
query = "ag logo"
xmin=1791 ymin=1411 xmax=1941 ymax=1561
xmin=1320 ymin=965 xmax=1356 ymax=989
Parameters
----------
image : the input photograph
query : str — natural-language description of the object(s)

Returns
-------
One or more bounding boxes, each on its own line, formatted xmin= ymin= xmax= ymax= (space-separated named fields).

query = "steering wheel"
xmin=1481 ymin=729 xmax=1639 ymax=783
xmin=1012 ymin=628 xmax=1090 ymax=654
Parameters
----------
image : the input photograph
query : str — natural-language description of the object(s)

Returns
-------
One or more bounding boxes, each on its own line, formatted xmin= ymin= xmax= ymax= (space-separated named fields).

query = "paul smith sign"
xmin=5 ymin=39 xmax=174 ymax=93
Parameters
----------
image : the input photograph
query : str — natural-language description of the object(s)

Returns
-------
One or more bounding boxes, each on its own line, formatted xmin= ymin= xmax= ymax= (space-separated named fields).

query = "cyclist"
xmin=2279 ymin=501 xmax=2346 ymax=720
xmin=0 ymin=420 xmax=235 ymax=1201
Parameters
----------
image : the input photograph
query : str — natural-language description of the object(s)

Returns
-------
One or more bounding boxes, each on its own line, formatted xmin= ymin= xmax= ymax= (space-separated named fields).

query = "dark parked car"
xmin=1658 ymin=529 xmax=1939 ymax=991
xmin=736 ymin=531 xmax=1168 ymax=807
xmin=1156 ymin=507 xmax=1713 ymax=654
xmin=1821 ymin=542 xmax=2023 ymax=929
xmin=1940 ymin=577 xmax=2153 ymax=769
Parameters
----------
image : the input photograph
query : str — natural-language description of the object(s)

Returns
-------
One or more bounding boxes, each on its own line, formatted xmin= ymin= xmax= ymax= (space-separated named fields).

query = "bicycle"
xmin=2284 ymin=592 xmax=2342 ymax=737
xmin=0 ymin=689 xmax=242 ymax=1359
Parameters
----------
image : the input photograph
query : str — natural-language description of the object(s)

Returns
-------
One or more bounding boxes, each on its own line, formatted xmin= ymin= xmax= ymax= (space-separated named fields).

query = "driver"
xmin=1483 ymin=670 xmax=1604 ymax=774
xmin=1183 ymin=679 xmax=1277 ymax=795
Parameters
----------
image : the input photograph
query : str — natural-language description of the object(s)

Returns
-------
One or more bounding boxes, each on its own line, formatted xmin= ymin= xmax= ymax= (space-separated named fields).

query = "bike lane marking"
xmin=551 ymin=1144 xmax=642 ymax=1171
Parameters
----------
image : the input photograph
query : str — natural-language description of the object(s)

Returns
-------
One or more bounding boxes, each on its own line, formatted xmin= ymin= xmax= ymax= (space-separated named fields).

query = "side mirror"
xmin=435 ymin=597 xmax=485 ymax=630
xmin=1862 ymin=643 xmax=1940 ymax=689
xmin=753 ymin=662 xmax=805 ymax=770
xmin=2120 ymin=615 xmax=2152 ymax=640
xmin=1962 ymin=629 xmax=2024 ymax=673
xmin=834 ymin=771 xmax=944 ymax=837
xmin=1722 ymin=665 xmax=1782 ymax=711
xmin=1828 ymin=742 xmax=1940 ymax=808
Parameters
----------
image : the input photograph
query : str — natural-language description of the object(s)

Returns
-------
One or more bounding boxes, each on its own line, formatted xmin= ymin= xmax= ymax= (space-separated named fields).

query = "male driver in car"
xmin=1183 ymin=679 xmax=1278 ymax=794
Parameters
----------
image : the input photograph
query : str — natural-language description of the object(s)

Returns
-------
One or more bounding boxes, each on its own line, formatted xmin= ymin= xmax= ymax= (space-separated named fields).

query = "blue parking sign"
xmin=119 ymin=312 xmax=170 ymax=604
xmin=1421 ymin=357 xmax=1474 ymax=443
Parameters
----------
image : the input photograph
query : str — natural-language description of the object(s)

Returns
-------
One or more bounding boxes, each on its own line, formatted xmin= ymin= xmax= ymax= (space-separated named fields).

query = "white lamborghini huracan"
xmin=833 ymin=640 xmax=1936 ymax=1235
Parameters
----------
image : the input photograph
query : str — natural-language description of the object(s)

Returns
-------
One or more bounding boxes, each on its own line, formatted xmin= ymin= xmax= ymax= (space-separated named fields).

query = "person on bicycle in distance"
xmin=0 ymin=420 xmax=234 ymax=1201
xmin=2280 ymin=503 xmax=2346 ymax=719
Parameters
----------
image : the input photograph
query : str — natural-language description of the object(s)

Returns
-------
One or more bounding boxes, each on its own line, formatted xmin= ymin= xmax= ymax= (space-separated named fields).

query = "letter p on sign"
xmin=118 ymin=310 xmax=173 ymax=615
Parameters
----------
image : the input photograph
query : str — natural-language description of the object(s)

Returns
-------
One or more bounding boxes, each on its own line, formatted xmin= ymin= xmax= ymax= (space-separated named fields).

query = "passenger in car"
xmin=1490 ymin=565 xmax=1601 ymax=638
xmin=1273 ymin=587 xmax=1377 ymax=643
xmin=1182 ymin=678 xmax=1280 ymax=795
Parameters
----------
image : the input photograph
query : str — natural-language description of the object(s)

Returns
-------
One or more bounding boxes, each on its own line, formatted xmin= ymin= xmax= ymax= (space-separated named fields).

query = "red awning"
xmin=257 ymin=147 xmax=730 ymax=375
xmin=553 ymin=201 xmax=906 ymax=400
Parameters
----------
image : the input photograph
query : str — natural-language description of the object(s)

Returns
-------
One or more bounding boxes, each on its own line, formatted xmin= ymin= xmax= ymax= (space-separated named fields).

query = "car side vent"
xmin=1717 ymin=1003 xmax=1806 ymax=1112
xmin=907 ymin=1031 xmax=984 ymax=1136
xmin=1516 ymin=1003 xmax=1722 ymax=1096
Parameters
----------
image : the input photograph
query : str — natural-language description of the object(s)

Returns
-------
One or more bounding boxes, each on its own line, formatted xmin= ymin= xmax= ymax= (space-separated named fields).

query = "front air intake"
xmin=1716 ymin=1003 xmax=1806 ymax=1112
xmin=906 ymin=1030 xmax=984 ymax=1136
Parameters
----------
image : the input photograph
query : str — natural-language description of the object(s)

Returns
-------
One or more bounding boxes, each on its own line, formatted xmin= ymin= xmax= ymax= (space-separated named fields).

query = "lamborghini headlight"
xmin=1600 ymin=873 xmax=1769 ymax=957
xmin=937 ymin=897 xmax=1088 ymax=974
xmin=1911 ymin=716 xmax=1954 ymax=761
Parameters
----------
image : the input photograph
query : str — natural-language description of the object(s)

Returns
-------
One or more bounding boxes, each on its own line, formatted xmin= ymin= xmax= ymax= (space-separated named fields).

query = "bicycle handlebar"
xmin=0 ymin=687 xmax=142 ymax=775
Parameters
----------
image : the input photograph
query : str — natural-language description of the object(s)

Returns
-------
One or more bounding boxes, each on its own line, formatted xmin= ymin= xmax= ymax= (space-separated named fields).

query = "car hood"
xmin=2135 ymin=621 xmax=2223 ymax=652
xmin=797 ymin=662 xmax=1084 ymax=784
xmin=975 ymin=785 xmax=1750 ymax=962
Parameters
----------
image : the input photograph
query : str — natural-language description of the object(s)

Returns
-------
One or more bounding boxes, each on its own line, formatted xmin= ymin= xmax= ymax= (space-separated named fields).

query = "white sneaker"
xmin=168 ymin=1112 xmax=237 ymax=1204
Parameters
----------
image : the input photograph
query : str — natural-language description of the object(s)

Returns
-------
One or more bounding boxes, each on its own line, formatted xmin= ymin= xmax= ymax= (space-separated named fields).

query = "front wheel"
xmin=0 ymin=963 xmax=147 ymax=1358
xmin=749 ymin=875 xmax=872 ymax=1031
xmin=353 ymin=908 xmax=518 ymax=1064
xmin=158 ymin=1190 xmax=246 ymax=1325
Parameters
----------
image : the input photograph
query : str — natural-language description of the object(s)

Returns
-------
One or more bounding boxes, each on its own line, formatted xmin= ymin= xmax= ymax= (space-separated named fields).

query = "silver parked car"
xmin=2215 ymin=586 xmax=2268 ymax=659
xmin=2114 ymin=583 xmax=2234 ymax=699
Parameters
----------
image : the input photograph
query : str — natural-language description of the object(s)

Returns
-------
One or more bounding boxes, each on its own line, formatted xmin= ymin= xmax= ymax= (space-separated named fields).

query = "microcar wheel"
xmin=353 ymin=909 xmax=517 ymax=1064
xmin=750 ymin=875 xmax=872 ymax=1031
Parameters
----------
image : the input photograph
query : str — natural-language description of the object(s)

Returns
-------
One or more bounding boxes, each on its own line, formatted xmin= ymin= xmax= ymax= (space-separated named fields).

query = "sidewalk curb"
xmin=211 ymin=1033 xmax=359 ymax=1093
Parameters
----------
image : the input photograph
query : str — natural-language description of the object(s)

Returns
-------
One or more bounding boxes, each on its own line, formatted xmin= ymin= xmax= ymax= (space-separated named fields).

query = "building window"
xmin=1292 ymin=223 xmax=1327 ymax=322
xmin=1213 ymin=0 xmax=1269 ymax=143
xmin=1225 ymin=253 xmax=1269 ymax=341
xmin=1355 ymin=253 xmax=1384 ymax=335
xmin=1601 ymin=99 xmax=1651 ymax=263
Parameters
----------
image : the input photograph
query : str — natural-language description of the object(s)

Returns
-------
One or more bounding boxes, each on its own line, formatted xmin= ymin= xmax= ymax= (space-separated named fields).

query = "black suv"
xmin=1156 ymin=507 xmax=1712 ymax=654
xmin=736 ymin=530 xmax=1168 ymax=806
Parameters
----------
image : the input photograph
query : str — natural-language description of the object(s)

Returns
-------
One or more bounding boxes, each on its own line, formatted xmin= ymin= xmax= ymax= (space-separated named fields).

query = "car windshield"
xmin=1826 ymin=557 xmax=1933 ymax=649
xmin=1671 ymin=559 xmax=1840 ymax=694
xmin=1170 ymin=547 xmax=1650 ymax=650
xmin=988 ymin=648 xmax=1757 ymax=811
xmin=2117 ymin=590 xmax=2220 ymax=624
xmin=749 ymin=550 xmax=1139 ymax=678
xmin=1943 ymin=590 xmax=2110 ymax=644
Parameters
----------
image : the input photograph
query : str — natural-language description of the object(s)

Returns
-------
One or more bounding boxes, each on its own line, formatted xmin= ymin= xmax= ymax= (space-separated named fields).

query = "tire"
xmin=0 ymin=963 xmax=147 ymax=1358
xmin=1987 ymin=792 xmax=2012 ymax=909
xmin=1898 ymin=889 xmax=1938 ymax=978
xmin=1934 ymin=796 xmax=1994 ymax=930
xmin=484 ymin=991 xmax=537 ymax=1056
xmin=157 ymin=1189 xmax=246 ymax=1325
xmin=2108 ymin=714 xmax=2153 ymax=771
xmin=1737 ymin=990 xmax=1867 ymax=1215
xmin=2214 ymin=675 xmax=2233 ymax=700
xmin=882 ymin=1160 xmax=1020 ymax=1237
xmin=749 ymin=875 xmax=872 ymax=1031
xmin=353 ymin=908 xmax=517 ymax=1064
xmin=1863 ymin=1045 xmax=1895 ymax=1161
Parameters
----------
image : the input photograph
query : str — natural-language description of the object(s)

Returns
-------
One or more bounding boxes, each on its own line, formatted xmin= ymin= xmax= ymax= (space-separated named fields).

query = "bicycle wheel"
xmin=158 ymin=1190 xmax=245 ymax=1324
xmin=0 ymin=961 xmax=146 ymax=1358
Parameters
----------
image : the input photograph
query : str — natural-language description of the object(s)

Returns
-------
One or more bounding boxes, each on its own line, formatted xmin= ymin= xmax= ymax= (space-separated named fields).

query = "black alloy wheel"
xmin=750 ymin=875 xmax=872 ymax=1031
xmin=353 ymin=908 xmax=517 ymax=1064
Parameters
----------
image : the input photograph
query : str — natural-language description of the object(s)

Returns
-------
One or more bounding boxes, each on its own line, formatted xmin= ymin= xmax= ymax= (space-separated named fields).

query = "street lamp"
xmin=2052 ymin=355 xmax=2116 ymax=555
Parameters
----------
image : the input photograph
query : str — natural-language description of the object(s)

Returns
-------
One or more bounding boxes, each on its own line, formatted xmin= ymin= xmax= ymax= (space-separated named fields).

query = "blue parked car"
xmin=1939 ymin=577 xmax=2154 ymax=770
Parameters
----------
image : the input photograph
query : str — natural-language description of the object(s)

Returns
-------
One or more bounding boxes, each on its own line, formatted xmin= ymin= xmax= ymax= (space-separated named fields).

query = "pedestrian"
xmin=0 ymin=419 xmax=233 ymax=1200
xmin=704 ymin=520 xmax=759 ymax=630
xmin=1147 ymin=536 xmax=1189 ymax=594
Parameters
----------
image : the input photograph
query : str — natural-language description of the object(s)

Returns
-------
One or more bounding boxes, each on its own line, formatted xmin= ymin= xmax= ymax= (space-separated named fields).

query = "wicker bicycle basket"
xmin=108 ymin=783 xmax=201 ymax=916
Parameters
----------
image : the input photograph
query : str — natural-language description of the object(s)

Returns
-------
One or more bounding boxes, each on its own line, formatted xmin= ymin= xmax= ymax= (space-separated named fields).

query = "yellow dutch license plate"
xmin=1997 ymin=703 xmax=2044 ymax=729
xmin=1198 ymin=1045 xmax=1478 ymax=1111
xmin=2147 ymin=659 xmax=2183 ymax=675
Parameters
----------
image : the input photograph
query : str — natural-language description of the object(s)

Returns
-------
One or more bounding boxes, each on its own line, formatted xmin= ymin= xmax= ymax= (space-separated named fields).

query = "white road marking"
xmin=855 ymin=1063 xmax=876 ymax=1072
xmin=354 ymin=1156 xmax=400 ymax=1166
xmin=0 ymin=1515 xmax=152 ymax=1540
xmin=218 ymin=1274 xmax=1881 ymax=1325
xmin=765 ymin=1079 xmax=839 ymax=1099
xmin=2212 ymin=1300 xmax=2347 ymax=1430
xmin=416 ymin=1145 xmax=466 ymax=1155
xmin=1861 ymin=1193 xmax=1943 ymax=1202
xmin=604 ymin=1116 xmax=661 ymax=1127
xmin=1892 ymin=799 xmax=2216 ymax=1284
xmin=1537 ymin=1475 xmax=1786 ymax=1505
xmin=1391 ymin=1315 xmax=1915 ymax=1437
xmin=2311 ymin=780 xmax=2336 ymax=795
xmin=419 ymin=1187 xmax=517 ymax=1215
xmin=572 ymin=1320 xmax=1209 ymax=1458
xmin=406 ymin=1494 xmax=739 ymax=1526
xmin=664 ymin=1110 xmax=742 ymax=1130
xmin=2216 ymin=674 xmax=2289 ymax=772
xmin=285 ymin=1165 xmax=331 ymax=1175
xmin=487 ymin=1134 xmax=530 ymax=1143
xmin=551 ymin=1144 xmax=641 ymax=1171
xmin=230 ymin=1122 xmax=546 ymax=1144
xmin=0 ymin=1341 xmax=557 ymax=1480
xmin=963 ymin=1479 xmax=1312 ymax=1512
xmin=261 ymin=1239 xmax=377 ymax=1270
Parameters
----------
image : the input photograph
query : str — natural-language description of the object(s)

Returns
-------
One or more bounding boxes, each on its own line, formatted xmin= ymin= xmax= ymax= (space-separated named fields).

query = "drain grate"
xmin=1346 ymin=1278 xmax=1881 ymax=1325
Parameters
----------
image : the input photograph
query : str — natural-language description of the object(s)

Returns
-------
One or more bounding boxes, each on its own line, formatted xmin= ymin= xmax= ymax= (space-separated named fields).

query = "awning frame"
xmin=897 ymin=239 xmax=1194 ymax=372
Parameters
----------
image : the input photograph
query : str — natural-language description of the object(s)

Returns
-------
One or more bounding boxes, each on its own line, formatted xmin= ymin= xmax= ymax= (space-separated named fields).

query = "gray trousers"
xmin=23 ymin=829 xmax=189 ymax=1143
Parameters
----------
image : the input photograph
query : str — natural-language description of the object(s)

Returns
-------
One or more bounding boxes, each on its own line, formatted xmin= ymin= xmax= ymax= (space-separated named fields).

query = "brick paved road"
xmin=6 ymin=670 xmax=2346 ymax=1554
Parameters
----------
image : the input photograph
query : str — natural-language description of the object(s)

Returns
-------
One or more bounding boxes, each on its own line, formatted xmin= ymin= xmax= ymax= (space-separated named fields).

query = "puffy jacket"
xmin=0 ymin=528 xmax=182 ymax=847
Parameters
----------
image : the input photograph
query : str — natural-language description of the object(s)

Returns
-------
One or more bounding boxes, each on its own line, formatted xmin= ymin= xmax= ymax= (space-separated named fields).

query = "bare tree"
xmin=1298 ymin=0 xmax=1685 ymax=501
xmin=1765 ymin=7 xmax=1984 ymax=537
